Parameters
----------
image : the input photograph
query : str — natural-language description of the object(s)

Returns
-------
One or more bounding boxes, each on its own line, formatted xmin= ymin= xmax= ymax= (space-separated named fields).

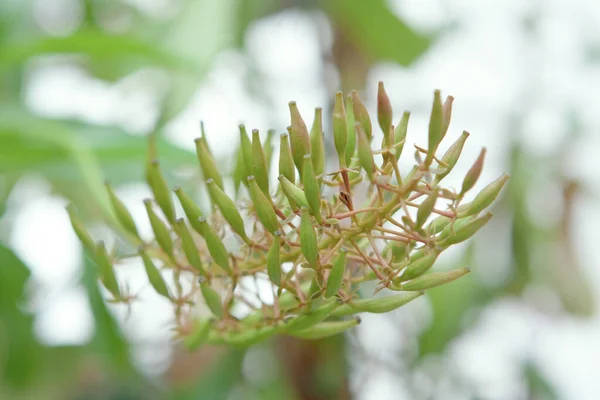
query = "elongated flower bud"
xmin=310 ymin=107 xmax=325 ymax=177
xmin=144 ymin=199 xmax=175 ymax=262
xmin=290 ymin=317 xmax=360 ymax=340
xmin=288 ymin=101 xmax=311 ymax=176
xmin=232 ymin=146 xmax=245 ymax=194
xmin=460 ymin=148 xmax=486 ymax=196
xmin=377 ymin=81 xmax=393 ymax=142
xmin=438 ymin=212 xmax=492 ymax=247
xmin=279 ymin=174 xmax=309 ymax=209
xmin=252 ymin=129 xmax=270 ymax=196
xmin=333 ymin=92 xmax=348 ymax=167
xmin=397 ymin=267 xmax=470 ymax=291
xmin=300 ymin=207 xmax=319 ymax=268
xmin=459 ymin=174 xmax=509 ymax=217
xmin=279 ymin=133 xmax=296 ymax=184
xmin=105 ymin=182 xmax=140 ymax=240
xmin=194 ymin=136 xmax=224 ymax=190
xmin=283 ymin=298 xmax=338 ymax=333
xmin=400 ymin=248 xmax=440 ymax=281
xmin=325 ymin=248 xmax=346 ymax=298
xmin=302 ymin=154 xmax=322 ymax=222
xmin=197 ymin=217 xmax=231 ymax=274
xmin=238 ymin=124 xmax=253 ymax=181
xmin=200 ymin=282 xmax=224 ymax=318
xmin=173 ymin=186 xmax=204 ymax=235
xmin=392 ymin=111 xmax=410 ymax=159
xmin=247 ymin=176 xmax=280 ymax=234
xmin=416 ymin=189 xmax=438 ymax=228
xmin=330 ymin=291 xmax=423 ymax=317
xmin=356 ymin=123 xmax=375 ymax=181
xmin=66 ymin=204 xmax=95 ymax=252
xmin=206 ymin=179 xmax=249 ymax=243
xmin=441 ymin=95 xmax=454 ymax=140
xmin=345 ymin=93 xmax=356 ymax=166
xmin=267 ymin=232 xmax=282 ymax=286
xmin=435 ymin=130 xmax=469 ymax=184
xmin=95 ymin=241 xmax=121 ymax=299
xmin=139 ymin=248 xmax=171 ymax=299
xmin=264 ymin=129 xmax=276 ymax=168
xmin=425 ymin=90 xmax=444 ymax=166
xmin=183 ymin=319 xmax=212 ymax=350
xmin=146 ymin=160 xmax=176 ymax=224
xmin=351 ymin=90 xmax=372 ymax=141
xmin=175 ymin=218 xmax=204 ymax=274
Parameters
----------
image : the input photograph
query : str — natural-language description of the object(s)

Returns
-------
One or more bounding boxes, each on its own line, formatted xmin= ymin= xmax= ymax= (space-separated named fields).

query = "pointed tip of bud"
xmin=198 ymin=216 xmax=207 ymax=223
xmin=143 ymin=198 xmax=152 ymax=205
xmin=252 ymin=128 xmax=259 ymax=135
xmin=176 ymin=218 xmax=184 ymax=223
xmin=280 ymin=132 xmax=288 ymax=138
xmin=247 ymin=175 xmax=255 ymax=182
xmin=193 ymin=137 xmax=202 ymax=143
xmin=151 ymin=159 xmax=159 ymax=166
xmin=173 ymin=186 xmax=181 ymax=192
xmin=206 ymin=178 xmax=214 ymax=185
xmin=303 ymin=153 xmax=312 ymax=160
xmin=354 ymin=316 xmax=362 ymax=324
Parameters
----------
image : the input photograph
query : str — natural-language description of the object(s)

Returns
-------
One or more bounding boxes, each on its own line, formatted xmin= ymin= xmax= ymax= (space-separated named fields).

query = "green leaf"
xmin=0 ymin=29 xmax=196 ymax=72
xmin=319 ymin=0 xmax=432 ymax=66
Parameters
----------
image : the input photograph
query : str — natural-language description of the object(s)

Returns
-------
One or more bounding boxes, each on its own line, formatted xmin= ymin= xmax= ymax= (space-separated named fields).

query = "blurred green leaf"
xmin=0 ymin=243 xmax=43 ymax=389
xmin=0 ymin=29 xmax=197 ymax=73
xmin=319 ymin=0 xmax=432 ymax=66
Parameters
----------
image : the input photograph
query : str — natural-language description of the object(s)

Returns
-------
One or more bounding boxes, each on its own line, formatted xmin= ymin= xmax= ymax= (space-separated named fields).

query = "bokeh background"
xmin=2 ymin=0 xmax=600 ymax=399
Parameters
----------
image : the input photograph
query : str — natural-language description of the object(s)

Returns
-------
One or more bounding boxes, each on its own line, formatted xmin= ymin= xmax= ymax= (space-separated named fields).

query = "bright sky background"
xmin=6 ymin=0 xmax=600 ymax=398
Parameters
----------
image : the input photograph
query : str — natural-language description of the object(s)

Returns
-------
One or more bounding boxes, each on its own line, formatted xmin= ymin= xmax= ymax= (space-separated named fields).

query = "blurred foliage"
xmin=0 ymin=0 xmax=591 ymax=399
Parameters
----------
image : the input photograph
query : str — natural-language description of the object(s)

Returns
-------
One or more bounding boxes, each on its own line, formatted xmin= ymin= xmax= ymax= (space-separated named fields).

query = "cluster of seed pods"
xmin=67 ymin=82 xmax=508 ymax=349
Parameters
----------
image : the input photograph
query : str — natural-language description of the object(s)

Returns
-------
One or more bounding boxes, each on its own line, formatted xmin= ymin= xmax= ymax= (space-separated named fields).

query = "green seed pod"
xmin=146 ymin=160 xmax=176 ymax=224
xmin=330 ymin=292 xmax=423 ymax=317
xmin=283 ymin=298 xmax=338 ymax=333
xmin=459 ymin=174 xmax=509 ymax=217
xmin=302 ymin=154 xmax=322 ymax=222
xmin=434 ymin=130 xmax=469 ymax=184
xmin=175 ymin=218 xmax=204 ymax=273
xmin=308 ymin=273 xmax=323 ymax=299
xmin=437 ymin=216 xmax=475 ymax=242
xmin=356 ymin=123 xmax=375 ymax=181
xmin=345 ymin=93 xmax=356 ymax=166
xmin=426 ymin=214 xmax=453 ymax=235
xmin=173 ymin=186 xmax=204 ymax=235
xmin=183 ymin=318 xmax=212 ymax=350
xmin=333 ymin=92 xmax=348 ymax=167
xmin=397 ymin=267 xmax=470 ymax=291
xmin=278 ymin=174 xmax=309 ymax=209
xmin=194 ymin=136 xmax=224 ymax=190
xmin=139 ymin=248 xmax=171 ymax=299
xmin=392 ymin=111 xmax=410 ymax=159
xmin=247 ymin=176 xmax=280 ymax=234
xmin=200 ymin=282 xmax=224 ymax=318
xmin=206 ymin=178 xmax=249 ymax=242
xmin=239 ymin=124 xmax=253 ymax=176
xmin=197 ymin=217 xmax=231 ymax=274
xmin=251 ymin=129 xmax=270 ymax=196
xmin=290 ymin=317 xmax=360 ymax=340
xmin=310 ymin=107 xmax=325 ymax=178
xmin=144 ymin=199 xmax=175 ymax=262
xmin=400 ymin=249 xmax=440 ymax=281
xmin=426 ymin=90 xmax=444 ymax=166
xmin=442 ymin=95 xmax=454 ymax=139
xmin=288 ymin=101 xmax=311 ymax=176
xmin=460 ymin=148 xmax=487 ymax=196
xmin=325 ymin=248 xmax=346 ymax=298
xmin=351 ymin=90 xmax=372 ymax=141
xmin=222 ymin=325 xmax=280 ymax=347
xmin=415 ymin=189 xmax=439 ymax=228
xmin=438 ymin=212 xmax=492 ymax=247
xmin=264 ymin=129 xmax=276 ymax=168
xmin=66 ymin=204 xmax=95 ymax=252
xmin=300 ymin=207 xmax=319 ymax=268
xmin=267 ymin=232 xmax=282 ymax=286
xmin=232 ymin=145 xmax=245 ymax=194
xmin=105 ymin=181 xmax=140 ymax=240
xmin=377 ymin=81 xmax=393 ymax=143
xmin=94 ymin=241 xmax=121 ymax=300
xmin=279 ymin=133 xmax=296 ymax=184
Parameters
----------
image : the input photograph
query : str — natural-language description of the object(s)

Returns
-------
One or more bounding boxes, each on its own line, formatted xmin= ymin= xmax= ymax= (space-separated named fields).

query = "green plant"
xmin=67 ymin=83 xmax=508 ymax=350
